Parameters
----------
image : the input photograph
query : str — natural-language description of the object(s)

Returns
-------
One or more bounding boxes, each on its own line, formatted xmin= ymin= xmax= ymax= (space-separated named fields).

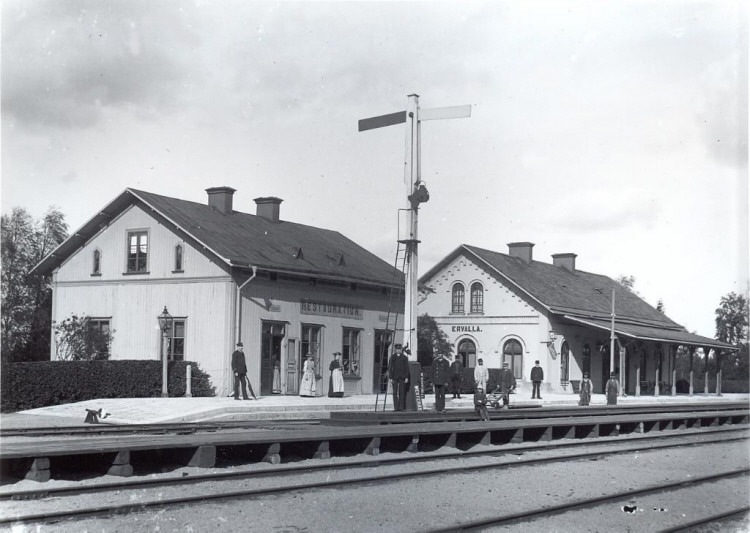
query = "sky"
xmin=2 ymin=0 xmax=748 ymax=339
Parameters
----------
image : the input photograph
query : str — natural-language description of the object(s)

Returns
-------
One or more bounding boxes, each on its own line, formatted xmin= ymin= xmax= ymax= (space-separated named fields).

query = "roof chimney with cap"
xmin=507 ymin=242 xmax=534 ymax=264
xmin=552 ymin=253 xmax=577 ymax=272
xmin=205 ymin=187 xmax=236 ymax=214
xmin=254 ymin=197 xmax=283 ymax=222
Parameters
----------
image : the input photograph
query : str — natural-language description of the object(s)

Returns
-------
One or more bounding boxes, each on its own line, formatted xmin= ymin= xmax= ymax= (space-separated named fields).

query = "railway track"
xmin=1 ymin=426 xmax=747 ymax=528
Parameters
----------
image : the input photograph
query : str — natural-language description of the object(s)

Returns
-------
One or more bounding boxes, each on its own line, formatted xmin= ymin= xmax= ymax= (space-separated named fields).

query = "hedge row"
xmin=1 ymin=360 xmax=216 ymax=413
xmin=421 ymin=367 xmax=509 ymax=394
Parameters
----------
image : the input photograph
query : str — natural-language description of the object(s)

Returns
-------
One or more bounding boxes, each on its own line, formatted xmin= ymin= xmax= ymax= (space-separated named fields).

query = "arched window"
xmin=503 ymin=339 xmax=523 ymax=379
xmin=582 ymin=344 xmax=591 ymax=375
xmin=470 ymin=282 xmax=483 ymax=313
xmin=92 ymin=249 xmax=101 ymax=275
xmin=451 ymin=283 xmax=465 ymax=314
xmin=457 ymin=339 xmax=476 ymax=367
xmin=174 ymin=245 xmax=183 ymax=272
xmin=560 ymin=341 xmax=570 ymax=383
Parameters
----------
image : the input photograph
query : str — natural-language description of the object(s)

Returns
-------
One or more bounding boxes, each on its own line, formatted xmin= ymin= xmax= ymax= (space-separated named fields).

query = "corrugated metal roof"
xmin=31 ymin=188 xmax=403 ymax=289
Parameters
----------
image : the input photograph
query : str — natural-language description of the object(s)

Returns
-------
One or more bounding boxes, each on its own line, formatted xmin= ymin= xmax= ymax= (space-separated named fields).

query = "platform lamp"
xmin=158 ymin=307 xmax=173 ymax=398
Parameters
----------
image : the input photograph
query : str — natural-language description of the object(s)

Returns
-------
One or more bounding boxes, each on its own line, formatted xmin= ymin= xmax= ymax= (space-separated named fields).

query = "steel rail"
xmin=1 ymin=426 xmax=746 ymax=502
xmin=427 ymin=469 xmax=750 ymax=533
xmin=1 ymin=429 xmax=747 ymax=526
xmin=657 ymin=506 xmax=750 ymax=533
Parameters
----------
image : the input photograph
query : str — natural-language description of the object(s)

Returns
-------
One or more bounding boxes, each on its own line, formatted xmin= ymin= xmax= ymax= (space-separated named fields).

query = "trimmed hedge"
xmin=421 ymin=367 xmax=508 ymax=394
xmin=1 ymin=360 xmax=215 ymax=413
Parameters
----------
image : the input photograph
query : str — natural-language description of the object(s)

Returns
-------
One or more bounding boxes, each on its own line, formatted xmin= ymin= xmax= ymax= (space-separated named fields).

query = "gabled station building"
xmin=31 ymin=187 xmax=403 ymax=397
xmin=418 ymin=242 xmax=733 ymax=396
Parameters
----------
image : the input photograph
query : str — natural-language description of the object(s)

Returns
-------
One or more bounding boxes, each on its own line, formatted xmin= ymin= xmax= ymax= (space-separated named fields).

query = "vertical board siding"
xmin=56 ymin=205 xmax=226 ymax=282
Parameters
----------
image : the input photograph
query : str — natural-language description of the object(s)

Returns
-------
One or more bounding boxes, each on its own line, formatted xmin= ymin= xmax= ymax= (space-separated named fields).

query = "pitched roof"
xmin=31 ymin=188 xmax=403 ymax=289
xmin=420 ymin=244 xmax=733 ymax=350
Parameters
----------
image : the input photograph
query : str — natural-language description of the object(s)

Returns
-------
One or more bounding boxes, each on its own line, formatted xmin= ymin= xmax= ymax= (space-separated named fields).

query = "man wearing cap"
xmin=231 ymin=342 xmax=250 ymax=400
xmin=431 ymin=352 xmax=451 ymax=412
xmin=497 ymin=361 xmax=516 ymax=409
xmin=530 ymin=360 xmax=544 ymax=399
xmin=474 ymin=358 xmax=489 ymax=393
xmin=388 ymin=344 xmax=410 ymax=411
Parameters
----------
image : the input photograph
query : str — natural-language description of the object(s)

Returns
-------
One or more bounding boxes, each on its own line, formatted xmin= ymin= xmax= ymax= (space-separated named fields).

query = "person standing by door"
xmin=497 ymin=361 xmax=516 ymax=409
xmin=299 ymin=354 xmax=316 ymax=397
xmin=474 ymin=358 xmax=489 ymax=392
xmin=388 ymin=344 xmax=410 ymax=411
xmin=530 ymin=360 xmax=544 ymax=399
xmin=328 ymin=352 xmax=345 ymax=398
xmin=432 ymin=352 xmax=451 ymax=412
xmin=450 ymin=355 xmax=464 ymax=399
xmin=231 ymin=342 xmax=250 ymax=401
xmin=579 ymin=372 xmax=593 ymax=406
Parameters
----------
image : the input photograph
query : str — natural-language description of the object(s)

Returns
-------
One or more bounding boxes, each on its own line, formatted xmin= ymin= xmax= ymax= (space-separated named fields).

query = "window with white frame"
xmin=92 ymin=249 xmax=101 ymax=275
xmin=174 ymin=244 xmax=183 ymax=272
xmin=342 ymin=328 xmax=361 ymax=377
xmin=126 ymin=230 xmax=148 ymax=273
xmin=89 ymin=318 xmax=111 ymax=358
xmin=301 ymin=324 xmax=322 ymax=373
xmin=470 ymin=282 xmax=483 ymax=313
xmin=451 ymin=283 xmax=465 ymax=314
xmin=167 ymin=319 xmax=186 ymax=361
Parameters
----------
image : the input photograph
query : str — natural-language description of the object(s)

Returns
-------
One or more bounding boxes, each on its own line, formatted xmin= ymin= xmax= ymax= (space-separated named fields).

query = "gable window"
xmin=470 ymin=282 xmax=483 ymax=313
xmin=503 ymin=339 xmax=523 ymax=380
xmin=92 ymin=249 xmax=101 ymax=276
xmin=167 ymin=319 xmax=186 ymax=361
xmin=174 ymin=244 xmax=183 ymax=272
xmin=127 ymin=231 xmax=148 ymax=273
xmin=451 ymin=283 xmax=465 ymax=314
xmin=342 ymin=328 xmax=361 ymax=377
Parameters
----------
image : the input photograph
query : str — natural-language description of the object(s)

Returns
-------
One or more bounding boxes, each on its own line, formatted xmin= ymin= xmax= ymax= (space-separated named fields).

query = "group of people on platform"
xmin=231 ymin=339 xmax=621 ymax=408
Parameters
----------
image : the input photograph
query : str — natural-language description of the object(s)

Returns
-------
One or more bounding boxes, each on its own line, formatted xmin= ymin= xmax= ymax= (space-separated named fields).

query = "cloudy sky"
xmin=2 ymin=0 xmax=747 ymax=338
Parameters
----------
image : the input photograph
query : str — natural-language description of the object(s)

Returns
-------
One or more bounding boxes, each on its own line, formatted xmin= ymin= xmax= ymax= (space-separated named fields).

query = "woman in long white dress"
xmin=328 ymin=352 xmax=345 ymax=397
xmin=299 ymin=354 xmax=316 ymax=397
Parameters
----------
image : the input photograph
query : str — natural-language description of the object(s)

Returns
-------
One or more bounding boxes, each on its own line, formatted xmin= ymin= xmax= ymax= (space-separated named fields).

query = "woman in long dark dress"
xmin=328 ymin=352 xmax=345 ymax=397
xmin=578 ymin=372 xmax=593 ymax=406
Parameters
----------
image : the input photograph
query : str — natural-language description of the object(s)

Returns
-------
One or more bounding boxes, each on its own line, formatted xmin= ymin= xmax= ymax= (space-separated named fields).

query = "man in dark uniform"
xmin=497 ymin=361 xmax=516 ymax=409
xmin=450 ymin=355 xmax=463 ymax=399
xmin=530 ymin=360 xmax=544 ymax=399
xmin=388 ymin=344 xmax=410 ymax=411
xmin=231 ymin=342 xmax=250 ymax=400
xmin=431 ymin=352 xmax=451 ymax=412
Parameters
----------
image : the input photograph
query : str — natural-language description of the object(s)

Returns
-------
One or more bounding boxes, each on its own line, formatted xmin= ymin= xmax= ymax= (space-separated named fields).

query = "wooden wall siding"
xmin=239 ymin=278 xmax=401 ymax=396
xmin=56 ymin=205 xmax=226 ymax=282
xmin=51 ymin=279 xmax=235 ymax=392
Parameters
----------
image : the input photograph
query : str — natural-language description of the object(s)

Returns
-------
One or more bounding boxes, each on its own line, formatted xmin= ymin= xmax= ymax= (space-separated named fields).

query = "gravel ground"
xmin=1 ymin=432 xmax=748 ymax=533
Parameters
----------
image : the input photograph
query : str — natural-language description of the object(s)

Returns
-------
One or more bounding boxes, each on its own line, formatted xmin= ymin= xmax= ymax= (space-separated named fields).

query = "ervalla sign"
xmin=300 ymin=299 xmax=363 ymax=320
xmin=451 ymin=325 xmax=482 ymax=332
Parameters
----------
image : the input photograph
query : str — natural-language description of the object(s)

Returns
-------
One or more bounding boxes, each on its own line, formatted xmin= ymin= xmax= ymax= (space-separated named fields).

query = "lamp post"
xmin=158 ymin=306 xmax=173 ymax=398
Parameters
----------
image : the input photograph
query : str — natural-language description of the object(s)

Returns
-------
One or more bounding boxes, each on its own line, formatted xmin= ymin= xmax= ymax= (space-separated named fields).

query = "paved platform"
xmin=1 ymin=391 xmax=747 ymax=429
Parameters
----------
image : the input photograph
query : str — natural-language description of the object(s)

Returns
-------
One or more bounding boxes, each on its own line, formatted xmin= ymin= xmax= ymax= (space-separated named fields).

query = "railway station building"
xmin=31 ymin=187 xmax=403 ymax=397
xmin=418 ymin=242 xmax=733 ymax=396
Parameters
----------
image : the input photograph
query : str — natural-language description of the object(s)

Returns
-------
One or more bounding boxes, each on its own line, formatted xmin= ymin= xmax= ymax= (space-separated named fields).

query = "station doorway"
xmin=260 ymin=321 xmax=285 ymax=396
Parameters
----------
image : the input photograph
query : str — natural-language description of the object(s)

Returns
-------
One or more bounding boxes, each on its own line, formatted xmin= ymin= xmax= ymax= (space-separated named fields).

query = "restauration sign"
xmin=300 ymin=299 xmax=363 ymax=320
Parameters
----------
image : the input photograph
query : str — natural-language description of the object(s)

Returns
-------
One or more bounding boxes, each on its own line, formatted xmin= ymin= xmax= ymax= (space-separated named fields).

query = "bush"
xmin=1 ymin=360 xmax=215 ymax=412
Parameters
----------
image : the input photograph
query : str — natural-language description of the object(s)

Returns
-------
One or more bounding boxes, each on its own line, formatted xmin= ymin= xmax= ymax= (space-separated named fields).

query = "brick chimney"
xmin=254 ymin=197 xmax=283 ymax=222
xmin=205 ymin=187 xmax=236 ymax=214
xmin=507 ymin=242 xmax=534 ymax=264
xmin=552 ymin=253 xmax=577 ymax=272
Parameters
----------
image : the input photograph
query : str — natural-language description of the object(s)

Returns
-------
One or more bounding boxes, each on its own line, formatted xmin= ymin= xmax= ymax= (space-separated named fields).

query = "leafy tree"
xmin=715 ymin=292 xmax=749 ymax=381
xmin=53 ymin=314 xmax=114 ymax=361
xmin=616 ymin=275 xmax=636 ymax=291
xmin=417 ymin=313 xmax=453 ymax=367
xmin=1 ymin=206 xmax=68 ymax=362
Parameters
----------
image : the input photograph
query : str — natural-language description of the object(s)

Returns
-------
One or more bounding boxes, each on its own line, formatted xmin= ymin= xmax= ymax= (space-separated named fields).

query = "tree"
xmin=53 ymin=314 xmax=114 ymax=361
xmin=1 ymin=206 xmax=68 ymax=362
xmin=656 ymin=299 xmax=665 ymax=314
xmin=715 ymin=292 xmax=749 ymax=381
xmin=416 ymin=314 xmax=454 ymax=367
